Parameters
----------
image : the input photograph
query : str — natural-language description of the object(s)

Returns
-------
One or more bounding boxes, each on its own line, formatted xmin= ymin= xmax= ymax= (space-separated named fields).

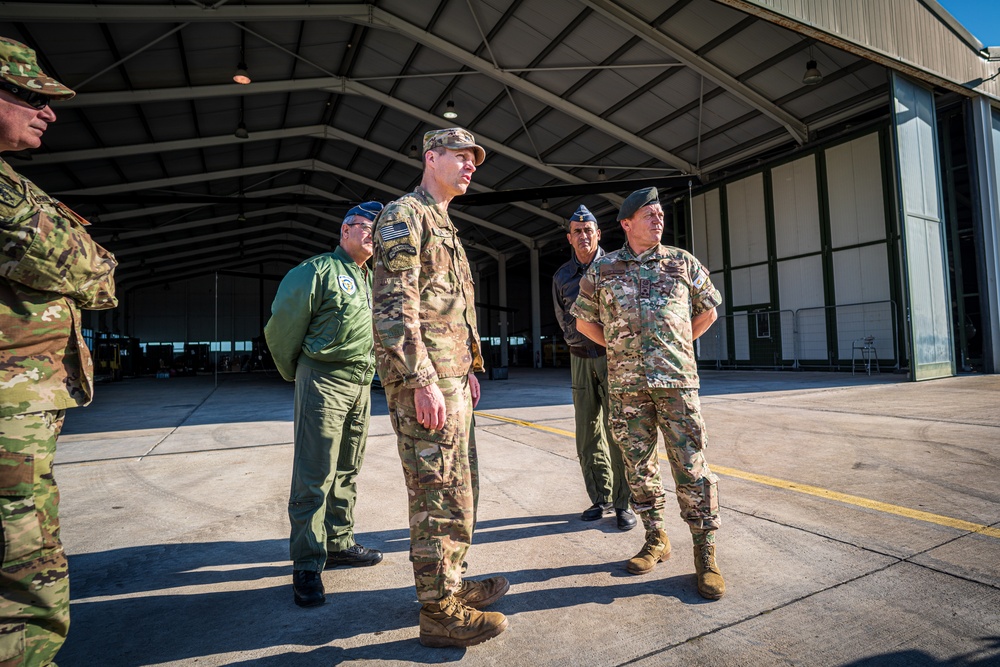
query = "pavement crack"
xmin=136 ymin=385 xmax=221 ymax=461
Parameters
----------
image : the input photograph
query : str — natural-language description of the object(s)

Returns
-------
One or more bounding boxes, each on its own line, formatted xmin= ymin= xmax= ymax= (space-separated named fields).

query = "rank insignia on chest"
xmin=639 ymin=278 xmax=651 ymax=298
xmin=380 ymin=221 xmax=411 ymax=242
xmin=337 ymin=275 xmax=357 ymax=295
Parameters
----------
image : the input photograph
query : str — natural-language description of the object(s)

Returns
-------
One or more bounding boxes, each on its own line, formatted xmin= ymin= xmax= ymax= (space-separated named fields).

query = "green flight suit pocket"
xmin=0 ymin=452 xmax=43 ymax=567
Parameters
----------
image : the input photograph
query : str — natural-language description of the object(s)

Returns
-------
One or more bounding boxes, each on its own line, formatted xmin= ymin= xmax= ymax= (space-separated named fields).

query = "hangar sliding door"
xmin=891 ymin=73 xmax=955 ymax=380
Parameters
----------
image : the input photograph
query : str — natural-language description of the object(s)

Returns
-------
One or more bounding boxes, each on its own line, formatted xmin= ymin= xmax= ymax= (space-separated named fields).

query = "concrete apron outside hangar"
xmin=53 ymin=368 xmax=1000 ymax=666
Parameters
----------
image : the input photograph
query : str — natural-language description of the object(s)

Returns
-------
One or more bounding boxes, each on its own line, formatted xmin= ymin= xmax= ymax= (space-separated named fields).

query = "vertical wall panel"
xmin=772 ymin=155 xmax=821 ymax=258
xmin=827 ymin=133 xmax=886 ymax=248
xmin=730 ymin=265 xmax=770 ymax=307
xmin=692 ymin=190 xmax=724 ymax=272
xmin=778 ymin=255 xmax=826 ymax=360
xmin=726 ymin=173 xmax=767 ymax=266
xmin=832 ymin=245 xmax=895 ymax=359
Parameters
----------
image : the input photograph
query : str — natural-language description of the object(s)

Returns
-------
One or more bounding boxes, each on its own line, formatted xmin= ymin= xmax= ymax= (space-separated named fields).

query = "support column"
xmin=530 ymin=246 xmax=541 ymax=368
xmin=971 ymin=97 xmax=1000 ymax=373
xmin=498 ymin=254 xmax=509 ymax=367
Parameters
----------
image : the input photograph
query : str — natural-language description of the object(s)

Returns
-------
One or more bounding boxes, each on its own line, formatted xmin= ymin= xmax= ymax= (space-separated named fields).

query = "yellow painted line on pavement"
xmin=475 ymin=410 xmax=1000 ymax=540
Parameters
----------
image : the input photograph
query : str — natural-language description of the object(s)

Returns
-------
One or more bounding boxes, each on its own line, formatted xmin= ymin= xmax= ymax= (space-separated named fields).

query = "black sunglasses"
xmin=0 ymin=81 xmax=49 ymax=109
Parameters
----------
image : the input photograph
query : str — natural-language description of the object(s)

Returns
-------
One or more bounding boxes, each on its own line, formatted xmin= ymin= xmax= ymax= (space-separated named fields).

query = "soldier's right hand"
xmin=414 ymin=383 xmax=447 ymax=431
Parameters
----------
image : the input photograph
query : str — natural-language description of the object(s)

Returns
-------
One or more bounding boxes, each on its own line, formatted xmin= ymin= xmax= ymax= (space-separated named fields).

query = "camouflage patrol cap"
xmin=423 ymin=127 xmax=485 ymax=166
xmin=617 ymin=186 xmax=659 ymax=221
xmin=0 ymin=37 xmax=75 ymax=100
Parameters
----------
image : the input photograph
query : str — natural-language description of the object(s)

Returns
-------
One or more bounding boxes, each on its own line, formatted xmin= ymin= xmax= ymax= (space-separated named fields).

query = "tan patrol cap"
xmin=423 ymin=127 xmax=486 ymax=166
xmin=0 ymin=37 xmax=75 ymax=100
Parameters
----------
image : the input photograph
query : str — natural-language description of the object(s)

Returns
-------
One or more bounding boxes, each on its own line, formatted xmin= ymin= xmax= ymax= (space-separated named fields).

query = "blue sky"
xmin=937 ymin=0 xmax=1000 ymax=46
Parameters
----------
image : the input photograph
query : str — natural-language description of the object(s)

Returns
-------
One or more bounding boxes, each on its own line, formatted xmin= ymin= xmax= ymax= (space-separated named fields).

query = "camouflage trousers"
xmin=608 ymin=388 xmax=720 ymax=545
xmin=384 ymin=376 xmax=479 ymax=603
xmin=0 ymin=410 xmax=70 ymax=667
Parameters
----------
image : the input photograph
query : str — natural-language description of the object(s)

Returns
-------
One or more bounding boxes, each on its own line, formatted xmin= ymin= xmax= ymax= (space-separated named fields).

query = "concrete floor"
xmin=53 ymin=368 xmax=1000 ymax=666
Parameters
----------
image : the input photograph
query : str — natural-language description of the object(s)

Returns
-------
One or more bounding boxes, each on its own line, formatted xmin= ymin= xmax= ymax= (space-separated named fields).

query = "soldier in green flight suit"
xmin=265 ymin=202 xmax=385 ymax=609
xmin=0 ymin=37 xmax=118 ymax=666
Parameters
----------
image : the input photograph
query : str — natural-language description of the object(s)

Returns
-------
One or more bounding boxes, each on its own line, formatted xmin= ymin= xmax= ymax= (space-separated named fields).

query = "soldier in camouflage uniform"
xmin=372 ymin=128 xmax=508 ymax=648
xmin=571 ymin=187 xmax=726 ymax=600
xmin=0 ymin=37 xmax=118 ymax=665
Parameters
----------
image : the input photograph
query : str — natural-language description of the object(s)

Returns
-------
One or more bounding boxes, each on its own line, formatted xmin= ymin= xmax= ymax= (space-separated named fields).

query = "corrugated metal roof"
xmin=0 ymin=0 xmax=990 ymax=290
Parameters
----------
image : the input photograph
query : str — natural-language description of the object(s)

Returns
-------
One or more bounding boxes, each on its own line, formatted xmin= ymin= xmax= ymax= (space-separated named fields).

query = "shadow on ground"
xmin=60 ymin=513 xmax=661 ymax=665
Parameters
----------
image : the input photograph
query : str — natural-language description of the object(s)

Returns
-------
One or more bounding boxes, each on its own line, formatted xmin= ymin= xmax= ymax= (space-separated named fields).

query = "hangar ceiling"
xmin=1 ymin=0 xmax=895 ymax=290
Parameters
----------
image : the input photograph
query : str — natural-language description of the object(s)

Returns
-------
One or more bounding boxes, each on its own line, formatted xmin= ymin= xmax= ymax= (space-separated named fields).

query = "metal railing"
xmin=698 ymin=300 xmax=899 ymax=371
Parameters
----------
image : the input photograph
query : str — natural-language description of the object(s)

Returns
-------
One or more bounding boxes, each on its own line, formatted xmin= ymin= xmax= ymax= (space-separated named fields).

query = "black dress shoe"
xmin=326 ymin=544 xmax=384 ymax=568
xmin=616 ymin=508 xmax=637 ymax=531
xmin=292 ymin=570 xmax=325 ymax=608
xmin=581 ymin=501 xmax=614 ymax=521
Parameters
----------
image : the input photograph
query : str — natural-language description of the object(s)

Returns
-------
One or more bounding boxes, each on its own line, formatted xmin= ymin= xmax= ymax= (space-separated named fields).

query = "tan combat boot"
xmin=626 ymin=529 xmax=671 ymax=574
xmin=419 ymin=595 xmax=509 ymax=648
xmin=454 ymin=575 xmax=510 ymax=609
xmin=693 ymin=543 xmax=726 ymax=599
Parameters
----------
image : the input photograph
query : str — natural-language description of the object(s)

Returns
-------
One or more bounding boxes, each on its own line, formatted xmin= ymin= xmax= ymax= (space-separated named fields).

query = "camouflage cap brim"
xmin=0 ymin=37 xmax=76 ymax=100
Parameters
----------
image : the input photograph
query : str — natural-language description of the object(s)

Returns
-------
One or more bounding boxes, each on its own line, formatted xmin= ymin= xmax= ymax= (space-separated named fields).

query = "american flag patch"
xmin=380 ymin=221 xmax=411 ymax=242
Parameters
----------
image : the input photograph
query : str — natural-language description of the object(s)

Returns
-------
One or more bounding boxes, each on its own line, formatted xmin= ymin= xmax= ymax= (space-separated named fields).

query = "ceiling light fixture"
xmin=443 ymin=100 xmax=458 ymax=119
xmin=233 ymin=28 xmax=251 ymax=84
xmin=802 ymin=59 xmax=822 ymax=85
xmin=541 ymin=199 xmax=550 ymax=210
xmin=597 ymin=168 xmax=607 ymax=181
xmin=408 ymin=145 xmax=419 ymax=158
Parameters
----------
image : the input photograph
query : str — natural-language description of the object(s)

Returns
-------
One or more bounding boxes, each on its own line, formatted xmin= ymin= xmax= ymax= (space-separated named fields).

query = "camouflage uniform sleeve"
xmin=0 ymin=165 xmax=117 ymax=310
xmin=263 ymin=261 xmax=317 ymax=382
xmin=372 ymin=201 xmax=438 ymax=388
xmin=687 ymin=253 xmax=722 ymax=316
xmin=569 ymin=264 xmax=602 ymax=323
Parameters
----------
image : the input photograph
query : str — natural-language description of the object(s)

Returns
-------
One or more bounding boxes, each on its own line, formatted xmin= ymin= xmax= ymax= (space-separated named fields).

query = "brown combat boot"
xmin=419 ymin=595 xmax=509 ymax=648
xmin=454 ymin=575 xmax=510 ymax=610
xmin=626 ymin=529 xmax=671 ymax=574
xmin=693 ymin=543 xmax=726 ymax=599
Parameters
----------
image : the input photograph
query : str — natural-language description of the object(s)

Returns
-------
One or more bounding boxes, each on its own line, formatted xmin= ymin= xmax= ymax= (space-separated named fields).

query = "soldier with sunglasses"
xmin=0 ymin=37 xmax=118 ymax=665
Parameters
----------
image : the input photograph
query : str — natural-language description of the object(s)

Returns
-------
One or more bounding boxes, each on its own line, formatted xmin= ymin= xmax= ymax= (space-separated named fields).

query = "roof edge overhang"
xmin=715 ymin=0 xmax=1000 ymax=106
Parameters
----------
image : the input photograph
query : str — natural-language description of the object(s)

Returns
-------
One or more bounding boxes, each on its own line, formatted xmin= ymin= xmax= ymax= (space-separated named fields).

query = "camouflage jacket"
xmin=571 ymin=242 xmax=720 ymax=392
xmin=0 ymin=158 xmax=118 ymax=417
xmin=552 ymin=246 xmax=605 ymax=350
xmin=372 ymin=186 xmax=483 ymax=388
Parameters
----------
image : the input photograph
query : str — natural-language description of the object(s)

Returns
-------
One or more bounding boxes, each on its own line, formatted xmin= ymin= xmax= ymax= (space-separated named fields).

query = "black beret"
xmin=617 ymin=187 xmax=659 ymax=221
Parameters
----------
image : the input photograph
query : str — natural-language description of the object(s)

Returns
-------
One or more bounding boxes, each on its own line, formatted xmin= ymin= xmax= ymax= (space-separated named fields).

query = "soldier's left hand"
xmin=469 ymin=373 xmax=481 ymax=408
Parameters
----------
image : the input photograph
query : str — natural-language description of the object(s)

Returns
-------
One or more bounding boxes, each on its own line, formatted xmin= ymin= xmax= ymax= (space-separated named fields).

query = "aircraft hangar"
xmin=3 ymin=0 xmax=1000 ymax=380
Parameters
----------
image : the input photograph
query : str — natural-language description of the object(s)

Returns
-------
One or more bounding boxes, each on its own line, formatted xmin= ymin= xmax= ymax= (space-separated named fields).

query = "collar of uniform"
xmin=414 ymin=185 xmax=442 ymax=207
xmin=620 ymin=241 xmax=666 ymax=262
xmin=0 ymin=156 xmax=21 ymax=183
xmin=332 ymin=244 xmax=355 ymax=266
xmin=573 ymin=245 xmax=604 ymax=269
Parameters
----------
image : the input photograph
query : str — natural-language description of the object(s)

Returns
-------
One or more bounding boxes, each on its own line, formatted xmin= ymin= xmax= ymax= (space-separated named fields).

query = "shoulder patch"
xmin=0 ymin=179 xmax=25 ymax=210
xmin=380 ymin=221 xmax=411 ymax=242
